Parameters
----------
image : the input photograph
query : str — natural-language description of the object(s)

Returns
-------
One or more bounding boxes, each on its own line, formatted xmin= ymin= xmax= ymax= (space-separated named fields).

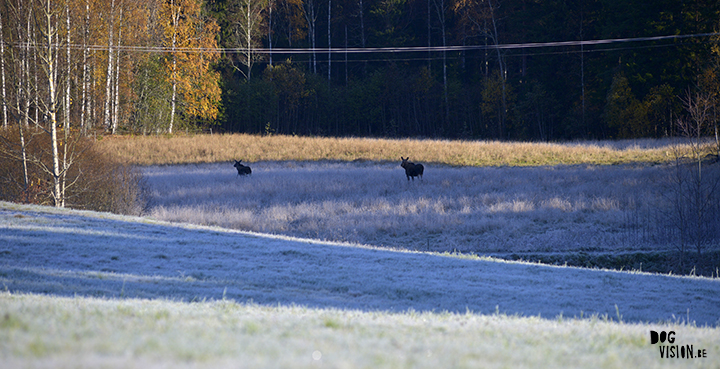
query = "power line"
xmin=244 ymin=32 xmax=720 ymax=55
xmin=312 ymin=42 xmax=692 ymax=65
xmin=13 ymin=32 xmax=719 ymax=54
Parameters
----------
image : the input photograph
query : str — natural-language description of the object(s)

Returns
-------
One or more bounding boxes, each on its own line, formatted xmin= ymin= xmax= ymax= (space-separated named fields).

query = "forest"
xmin=1 ymin=0 xmax=720 ymax=141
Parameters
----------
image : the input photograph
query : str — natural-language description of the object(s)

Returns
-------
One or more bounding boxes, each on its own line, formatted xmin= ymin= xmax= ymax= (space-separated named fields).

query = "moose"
xmin=400 ymin=157 xmax=424 ymax=181
xmin=233 ymin=160 xmax=252 ymax=176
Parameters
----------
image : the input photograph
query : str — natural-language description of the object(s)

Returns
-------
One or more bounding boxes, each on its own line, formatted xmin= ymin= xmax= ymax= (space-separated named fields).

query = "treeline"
xmin=1 ymin=0 xmax=720 ymax=141
xmin=216 ymin=0 xmax=720 ymax=140
xmin=0 ymin=0 xmax=220 ymax=135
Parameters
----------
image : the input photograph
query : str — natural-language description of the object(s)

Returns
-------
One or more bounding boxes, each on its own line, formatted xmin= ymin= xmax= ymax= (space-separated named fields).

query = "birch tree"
xmin=0 ymin=1 xmax=29 ymax=196
xmin=164 ymin=0 xmax=178 ymax=133
xmin=454 ymin=0 xmax=507 ymax=138
xmin=160 ymin=0 xmax=221 ymax=133
xmin=1 ymin=0 xmax=146 ymax=210
xmin=664 ymin=91 xmax=720 ymax=270
xmin=111 ymin=7 xmax=123 ymax=134
xmin=356 ymin=0 xmax=366 ymax=75
xmin=431 ymin=0 xmax=448 ymax=123
xmin=3 ymin=0 xmax=81 ymax=207
xmin=327 ymin=0 xmax=331 ymax=81
xmin=302 ymin=0 xmax=319 ymax=74
xmin=64 ymin=4 xmax=70 ymax=130
xmin=279 ymin=0 xmax=306 ymax=47
xmin=227 ymin=0 xmax=267 ymax=81
xmin=0 ymin=8 xmax=7 ymax=129
xmin=37 ymin=0 xmax=64 ymax=207
xmin=79 ymin=0 xmax=89 ymax=131
xmin=103 ymin=0 xmax=118 ymax=132
xmin=268 ymin=0 xmax=273 ymax=65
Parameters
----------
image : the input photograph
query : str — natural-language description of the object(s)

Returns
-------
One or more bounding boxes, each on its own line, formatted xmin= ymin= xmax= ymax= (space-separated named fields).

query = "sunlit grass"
xmin=96 ymin=133 xmax=689 ymax=166
xmin=2 ymin=292 xmax=718 ymax=369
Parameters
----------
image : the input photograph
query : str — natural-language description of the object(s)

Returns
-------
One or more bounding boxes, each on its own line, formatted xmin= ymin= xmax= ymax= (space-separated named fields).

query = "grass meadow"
xmin=3 ymin=292 xmax=719 ymax=369
xmin=143 ymin=161 xmax=656 ymax=253
xmin=3 ymin=135 xmax=719 ymax=368
xmin=141 ymin=160 xmax=720 ymax=276
xmin=97 ymin=133 xmax=682 ymax=166
xmin=105 ymin=133 xmax=720 ymax=274
xmin=2 ymin=201 xmax=719 ymax=368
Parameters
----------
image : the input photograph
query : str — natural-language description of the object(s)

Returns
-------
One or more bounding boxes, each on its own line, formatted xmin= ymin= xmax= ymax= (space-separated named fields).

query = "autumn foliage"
xmin=2 ymin=0 xmax=719 ymax=140
xmin=0 ymin=127 xmax=146 ymax=214
xmin=160 ymin=0 xmax=222 ymax=131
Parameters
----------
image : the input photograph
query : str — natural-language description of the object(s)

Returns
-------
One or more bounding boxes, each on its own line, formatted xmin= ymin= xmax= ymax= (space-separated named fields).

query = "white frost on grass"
xmin=1 ymin=201 xmax=719 ymax=326
xmin=142 ymin=161 xmax=676 ymax=255
xmin=2 ymin=291 xmax=719 ymax=369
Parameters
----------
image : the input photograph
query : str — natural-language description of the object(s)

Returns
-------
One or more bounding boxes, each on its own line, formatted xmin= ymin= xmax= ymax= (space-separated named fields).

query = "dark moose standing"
xmin=233 ymin=160 xmax=252 ymax=175
xmin=400 ymin=157 xmax=424 ymax=181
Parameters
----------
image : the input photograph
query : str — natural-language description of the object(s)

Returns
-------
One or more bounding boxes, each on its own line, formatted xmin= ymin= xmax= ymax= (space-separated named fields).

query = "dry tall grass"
xmin=96 ymin=133 xmax=680 ymax=166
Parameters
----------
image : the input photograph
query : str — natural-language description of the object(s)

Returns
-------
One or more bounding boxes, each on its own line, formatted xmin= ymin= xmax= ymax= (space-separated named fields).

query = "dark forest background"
xmin=210 ymin=0 xmax=720 ymax=140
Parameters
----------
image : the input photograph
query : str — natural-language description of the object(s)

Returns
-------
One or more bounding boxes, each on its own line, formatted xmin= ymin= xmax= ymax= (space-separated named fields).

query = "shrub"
xmin=658 ymin=91 xmax=720 ymax=272
xmin=0 ymin=127 xmax=147 ymax=215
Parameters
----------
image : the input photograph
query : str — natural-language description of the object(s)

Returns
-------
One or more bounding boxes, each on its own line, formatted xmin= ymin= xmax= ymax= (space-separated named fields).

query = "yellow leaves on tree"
xmin=282 ymin=0 xmax=308 ymax=44
xmin=160 ymin=0 xmax=221 ymax=122
xmin=179 ymin=62 xmax=222 ymax=120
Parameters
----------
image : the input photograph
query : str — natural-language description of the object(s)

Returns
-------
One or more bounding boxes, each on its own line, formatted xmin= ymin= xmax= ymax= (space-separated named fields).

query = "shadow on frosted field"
xmin=2 ymin=202 xmax=719 ymax=326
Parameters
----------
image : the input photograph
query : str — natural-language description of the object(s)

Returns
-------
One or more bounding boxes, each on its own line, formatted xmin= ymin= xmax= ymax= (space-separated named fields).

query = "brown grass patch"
xmin=96 ymin=133 xmax=678 ymax=166
xmin=0 ymin=128 xmax=146 ymax=214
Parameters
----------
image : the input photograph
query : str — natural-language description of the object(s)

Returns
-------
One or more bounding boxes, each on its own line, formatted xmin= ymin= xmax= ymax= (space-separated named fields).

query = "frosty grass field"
xmin=146 ymin=161 xmax=681 ymax=258
xmin=1 ymin=155 xmax=720 ymax=368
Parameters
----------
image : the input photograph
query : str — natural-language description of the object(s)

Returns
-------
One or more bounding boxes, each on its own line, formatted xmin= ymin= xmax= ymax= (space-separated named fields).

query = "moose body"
xmin=233 ymin=160 xmax=252 ymax=176
xmin=400 ymin=157 xmax=424 ymax=181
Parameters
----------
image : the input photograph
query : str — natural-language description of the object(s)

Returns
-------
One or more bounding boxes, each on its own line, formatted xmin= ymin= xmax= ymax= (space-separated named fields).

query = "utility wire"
xmin=12 ymin=32 xmax=719 ymax=54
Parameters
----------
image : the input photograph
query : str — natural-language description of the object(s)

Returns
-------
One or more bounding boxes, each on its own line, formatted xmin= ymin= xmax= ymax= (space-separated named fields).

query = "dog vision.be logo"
xmin=649 ymin=330 xmax=708 ymax=359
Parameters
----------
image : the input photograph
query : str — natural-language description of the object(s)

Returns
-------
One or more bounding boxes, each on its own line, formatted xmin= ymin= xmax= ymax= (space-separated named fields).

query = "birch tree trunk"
xmin=161 ymin=0 xmax=220 ymax=132
xmin=327 ymin=0 xmax=331 ymax=81
xmin=229 ymin=0 xmax=266 ymax=81
xmin=80 ymin=0 xmax=89 ymax=131
xmin=358 ymin=0 xmax=366 ymax=75
xmin=245 ymin=1 xmax=252 ymax=79
xmin=40 ymin=0 xmax=63 ymax=207
xmin=33 ymin=19 xmax=39 ymax=126
xmin=22 ymin=10 xmax=31 ymax=128
xmin=487 ymin=0 xmax=506 ymax=138
xmin=169 ymin=0 xmax=178 ymax=134
xmin=65 ymin=5 xmax=70 ymax=129
xmin=103 ymin=0 xmax=116 ymax=132
xmin=268 ymin=0 xmax=273 ymax=66
xmin=61 ymin=4 xmax=71 ymax=206
xmin=427 ymin=0 xmax=431 ymax=69
xmin=18 ymin=119 xmax=29 ymax=195
xmin=112 ymin=8 xmax=123 ymax=134
xmin=579 ymin=10 xmax=586 ymax=136
xmin=432 ymin=0 xmax=449 ymax=124
xmin=13 ymin=7 xmax=30 ymax=192
xmin=0 ymin=11 xmax=7 ymax=129
xmin=303 ymin=0 xmax=317 ymax=74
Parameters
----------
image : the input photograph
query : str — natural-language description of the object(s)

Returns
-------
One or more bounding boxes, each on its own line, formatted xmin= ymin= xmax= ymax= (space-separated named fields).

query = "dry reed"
xmin=96 ymin=134 xmax=679 ymax=166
